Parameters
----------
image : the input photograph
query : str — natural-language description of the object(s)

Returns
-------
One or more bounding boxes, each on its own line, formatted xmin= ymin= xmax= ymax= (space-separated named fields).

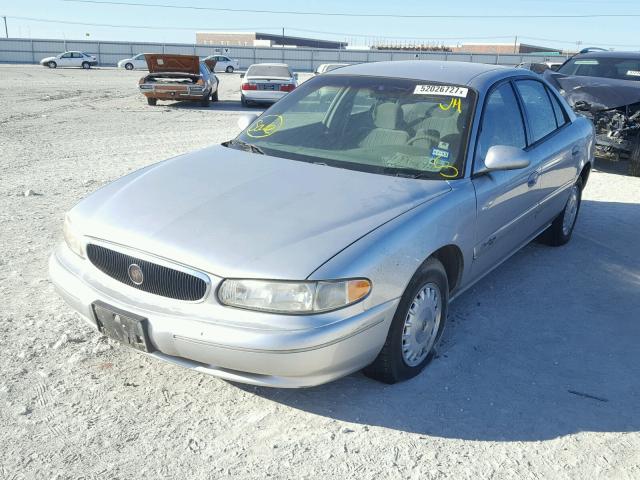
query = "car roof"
xmin=573 ymin=51 xmax=640 ymax=59
xmin=325 ymin=60 xmax=524 ymax=87
xmin=248 ymin=63 xmax=289 ymax=67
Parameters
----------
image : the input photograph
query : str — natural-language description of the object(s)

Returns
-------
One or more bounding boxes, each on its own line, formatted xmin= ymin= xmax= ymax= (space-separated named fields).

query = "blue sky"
xmin=2 ymin=0 xmax=640 ymax=51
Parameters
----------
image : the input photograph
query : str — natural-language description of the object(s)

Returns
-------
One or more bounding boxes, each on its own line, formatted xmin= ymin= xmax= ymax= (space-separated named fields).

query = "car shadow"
xmin=154 ymin=100 xmax=265 ymax=114
xmin=594 ymin=157 xmax=632 ymax=176
xmin=233 ymin=199 xmax=640 ymax=441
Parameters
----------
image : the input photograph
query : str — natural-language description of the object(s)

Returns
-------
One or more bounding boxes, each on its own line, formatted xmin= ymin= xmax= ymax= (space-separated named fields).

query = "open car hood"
xmin=545 ymin=71 xmax=640 ymax=111
xmin=145 ymin=54 xmax=200 ymax=74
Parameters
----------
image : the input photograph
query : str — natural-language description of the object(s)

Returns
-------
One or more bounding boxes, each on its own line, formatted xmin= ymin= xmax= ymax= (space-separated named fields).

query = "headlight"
xmin=217 ymin=278 xmax=371 ymax=314
xmin=63 ymin=215 xmax=85 ymax=258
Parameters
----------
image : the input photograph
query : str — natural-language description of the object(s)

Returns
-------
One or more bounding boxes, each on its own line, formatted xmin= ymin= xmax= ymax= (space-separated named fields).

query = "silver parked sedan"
xmin=50 ymin=61 xmax=594 ymax=387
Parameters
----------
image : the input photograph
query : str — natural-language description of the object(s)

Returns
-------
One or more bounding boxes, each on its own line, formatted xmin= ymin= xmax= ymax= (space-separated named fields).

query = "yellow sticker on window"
xmin=246 ymin=115 xmax=284 ymax=138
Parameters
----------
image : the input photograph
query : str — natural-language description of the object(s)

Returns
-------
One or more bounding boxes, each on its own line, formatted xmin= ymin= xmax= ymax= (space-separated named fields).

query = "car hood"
xmin=545 ymin=71 xmax=640 ymax=111
xmin=71 ymin=146 xmax=450 ymax=280
xmin=145 ymin=54 xmax=200 ymax=74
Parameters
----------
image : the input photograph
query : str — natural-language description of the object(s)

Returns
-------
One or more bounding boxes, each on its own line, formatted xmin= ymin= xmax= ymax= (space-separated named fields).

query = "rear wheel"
xmin=226 ymin=66 xmax=234 ymax=73
xmin=628 ymin=132 xmax=640 ymax=177
xmin=364 ymin=257 xmax=449 ymax=384
xmin=125 ymin=63 xmax=134 ymax=70
xmin=540 ymin=177 xmax=583 ymax=246
xmin=241 ymin=95 xmax=248 ymax=107
xmin=48 ymin=61 xmax=57 ymax=68
xmin=146 ymin=97 xmax=157 ymax=106
xmin=82 ymin=62 xmax=91 ymax=69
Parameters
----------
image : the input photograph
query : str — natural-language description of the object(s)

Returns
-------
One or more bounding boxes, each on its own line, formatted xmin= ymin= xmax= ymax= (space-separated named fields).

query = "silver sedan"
xmin=50 ymin=61 xmax=594 ymax=387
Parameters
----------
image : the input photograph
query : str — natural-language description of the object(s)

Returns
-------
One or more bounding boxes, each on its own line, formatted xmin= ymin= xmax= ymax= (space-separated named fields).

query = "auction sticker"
xmin=414 ymin=84 xmax=468 ymax=97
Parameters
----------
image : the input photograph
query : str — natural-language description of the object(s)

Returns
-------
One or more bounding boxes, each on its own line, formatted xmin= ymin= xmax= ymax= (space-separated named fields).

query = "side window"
xmin=61 ymin=53 xmax=72 ymax=58
xmin=515 ymin=80 xmax=557 ymax=143
xmin=547 ymin=88 xmax=567 ymax=128
xmin=475 ymin=82 xmax=526 ymax=165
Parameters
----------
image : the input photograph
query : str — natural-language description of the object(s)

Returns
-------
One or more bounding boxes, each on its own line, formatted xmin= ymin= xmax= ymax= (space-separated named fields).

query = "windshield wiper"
xmin=223 ymin=139 xmax=265 ymax=155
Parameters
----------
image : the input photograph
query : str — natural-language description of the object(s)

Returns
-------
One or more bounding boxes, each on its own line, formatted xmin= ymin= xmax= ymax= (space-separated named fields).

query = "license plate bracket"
xmin=92 ymin=301 xmax=153 ymax=353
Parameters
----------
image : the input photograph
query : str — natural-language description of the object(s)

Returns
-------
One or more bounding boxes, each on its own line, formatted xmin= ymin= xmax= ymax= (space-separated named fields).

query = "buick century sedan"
xmin=50 ymin=61 xmax=594 ymax=387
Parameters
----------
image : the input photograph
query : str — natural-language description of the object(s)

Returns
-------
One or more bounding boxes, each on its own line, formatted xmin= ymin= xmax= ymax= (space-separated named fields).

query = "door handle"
xmin=527 ymin=171 xmax=540 ymax=188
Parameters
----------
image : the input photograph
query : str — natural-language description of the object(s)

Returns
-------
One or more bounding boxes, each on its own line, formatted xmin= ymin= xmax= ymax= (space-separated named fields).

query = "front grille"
xmin=86 ymin=244 xmax=208 ymax=301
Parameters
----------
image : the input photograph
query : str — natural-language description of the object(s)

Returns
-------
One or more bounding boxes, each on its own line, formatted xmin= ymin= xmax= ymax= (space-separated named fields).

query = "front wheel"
xmin=125 ymin=63 xmax=134 ymax=70
xmin=200 ymin=95 xmax=211 ymax=107
xmin=541 ymin=178 xmax=583 ymax=246
xmin=48 ymin=61 xmax=57 ymax=68
xmin=628 ymin=132 xmax=640 ymax=177
xmin=225 ymin=66 xmax=234 ymax=73
xmin=211 ymin=89 xmax=219 ymax=102
xmin=364 ymin=257 xmax=449 ymax=384
xmin=146 ymin=97 xmax=157 ymax=106
xmin=82 ymin=62 xmax=91 ymax=69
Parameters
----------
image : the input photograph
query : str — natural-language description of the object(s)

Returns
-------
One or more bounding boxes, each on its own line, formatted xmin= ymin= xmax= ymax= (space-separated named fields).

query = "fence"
xmin=0 ymin=37 xmax=564 ymax=71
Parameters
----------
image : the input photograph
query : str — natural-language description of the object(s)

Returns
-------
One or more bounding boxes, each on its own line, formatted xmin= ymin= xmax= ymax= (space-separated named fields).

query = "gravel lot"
xmin=1 ymin=64 xmax=639 ymax=480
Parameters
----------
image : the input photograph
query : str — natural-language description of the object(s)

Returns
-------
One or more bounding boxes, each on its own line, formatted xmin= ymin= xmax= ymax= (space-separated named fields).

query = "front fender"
xmin=308 ymin=180 xmax=477 ymax=309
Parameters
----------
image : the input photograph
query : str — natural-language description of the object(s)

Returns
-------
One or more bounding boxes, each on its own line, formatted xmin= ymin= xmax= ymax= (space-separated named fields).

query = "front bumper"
xmin=49 ymin=244 xmax=397 ymax=387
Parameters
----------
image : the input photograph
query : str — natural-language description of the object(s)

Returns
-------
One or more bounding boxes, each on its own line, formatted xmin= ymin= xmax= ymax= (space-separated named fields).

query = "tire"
xmin=200 ymin=95 xmax=211 ymax=107
xmin=540 ymin=177 xmax=583 ymax=246
xmin=241 ymin=95 xmax=248 ymax=107
xmin=628 ymin=132 xmax=640 ymax=177
xmin=125 ymin=63 xmax=134 ymax=70
xmin=82 ymin=62 xmax=91 ymax=69
xmin=226 ymin=66 xmax=234 ymax=73
xmin=146 ymin=97 xmax=157 ymax=106
xmin=211 ymin=89 xmax=219 ymax=102
xmin=364 ymin=257 xmax=449 ymax=384
xmin=48 ymin=61 xmax=57 ymax=69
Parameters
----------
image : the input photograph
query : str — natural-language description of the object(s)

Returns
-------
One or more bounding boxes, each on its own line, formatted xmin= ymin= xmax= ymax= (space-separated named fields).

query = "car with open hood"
xmin=138 ymin=54 xmax=219 ymax=107
xmin=545 ymin=50 xmax=640 ymax=176
xmin=40 ymin=51 xmax=97 ymax=69
xmin=50 ymin=61 xmax=593 ymax=387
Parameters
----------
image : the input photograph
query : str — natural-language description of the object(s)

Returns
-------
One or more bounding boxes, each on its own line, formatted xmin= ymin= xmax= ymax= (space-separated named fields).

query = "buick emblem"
xmin=128 ymin=263 xmax=144 ymax=285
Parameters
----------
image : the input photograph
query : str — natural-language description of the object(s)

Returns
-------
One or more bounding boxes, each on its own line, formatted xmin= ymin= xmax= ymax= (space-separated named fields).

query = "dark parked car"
xmin=545 ymin=50 xmax=640 ymax=176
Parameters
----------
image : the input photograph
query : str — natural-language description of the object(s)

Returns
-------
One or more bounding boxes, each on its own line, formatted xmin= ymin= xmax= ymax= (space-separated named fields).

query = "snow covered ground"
xmin=1 ymin=64 xmax=639 ymax=479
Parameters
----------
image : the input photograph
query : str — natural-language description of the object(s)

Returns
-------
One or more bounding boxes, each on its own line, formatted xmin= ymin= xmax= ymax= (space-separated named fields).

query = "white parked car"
xmin=203 ymin=55 xmax=240 ymax=73
xmin=240 ymin=63 xmax=297 ymax=107
xmin=117 ymin=53 xmax=147 ymax=70
xmin=314 ymin=63 xmax=349 ymax=75
xmin=40 ymin=51 xmax=97 ymax=69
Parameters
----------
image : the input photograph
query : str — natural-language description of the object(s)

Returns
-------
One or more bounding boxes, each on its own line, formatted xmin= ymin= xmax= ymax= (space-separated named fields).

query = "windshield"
xmin=232 ymin=75 xmax=476 ymax=180
xmin=246 ymin=65 xmax=291 ymax=78
xmin=557 ymin=56 xmax=640 ymax=81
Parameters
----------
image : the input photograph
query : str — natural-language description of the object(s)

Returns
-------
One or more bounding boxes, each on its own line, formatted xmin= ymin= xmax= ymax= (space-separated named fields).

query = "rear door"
xmin=71 ymin=52 xmax=84 ymax=67
xmin=514 ymin=80 xmax=580 ymax=224
xmin=470 ymin=81 xmax=545 ymax=279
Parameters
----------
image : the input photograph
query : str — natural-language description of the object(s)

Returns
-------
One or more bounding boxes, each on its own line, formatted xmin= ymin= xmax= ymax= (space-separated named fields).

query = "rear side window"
xmin=547 ymin=89 xmax=567 ymax=128
xmin=476 ymin=82 xmax=526 ymax=163
xmin=515 ymin=80 xmax=557 ymax=143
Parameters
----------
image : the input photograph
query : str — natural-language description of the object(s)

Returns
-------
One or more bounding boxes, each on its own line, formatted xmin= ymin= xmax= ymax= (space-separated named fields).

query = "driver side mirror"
xmin=237 ymin=112 xmax=259 ymax=131
xmin=476 ymin=145 xmax=530 ymax=175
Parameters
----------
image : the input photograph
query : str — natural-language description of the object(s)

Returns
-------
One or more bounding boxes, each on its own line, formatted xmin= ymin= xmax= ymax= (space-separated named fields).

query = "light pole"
xmin=3 ymin=16 xmax=8 ymax=38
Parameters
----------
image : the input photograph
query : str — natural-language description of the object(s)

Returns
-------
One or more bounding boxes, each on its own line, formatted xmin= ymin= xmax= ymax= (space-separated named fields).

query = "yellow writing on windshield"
xmin=246 ymin=115 xmax=284 ymax=138
xmin=439 ymin=98 xmax=462 ymax=114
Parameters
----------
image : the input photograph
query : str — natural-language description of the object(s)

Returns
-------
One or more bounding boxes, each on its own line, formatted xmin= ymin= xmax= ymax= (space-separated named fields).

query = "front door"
xmin=471 ymin=81 xmax=544 ymax=279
